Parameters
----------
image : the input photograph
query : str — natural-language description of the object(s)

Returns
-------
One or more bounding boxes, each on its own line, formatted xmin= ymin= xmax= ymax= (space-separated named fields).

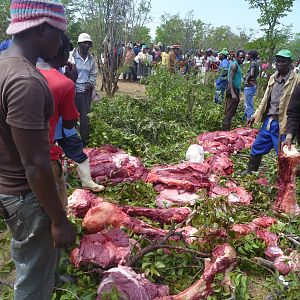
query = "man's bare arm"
xmin=11 ymin=127 xmax=75 ymax=248
xmin=228 ymin=63 xmax=237 ymax=98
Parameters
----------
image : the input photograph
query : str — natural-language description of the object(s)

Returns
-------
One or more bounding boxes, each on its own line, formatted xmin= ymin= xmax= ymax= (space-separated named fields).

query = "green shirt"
xmin=228 ymin=60 xmax=242 ymax=90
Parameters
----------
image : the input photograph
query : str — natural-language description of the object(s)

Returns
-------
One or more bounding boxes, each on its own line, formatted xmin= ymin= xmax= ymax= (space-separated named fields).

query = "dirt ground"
xmin=96 ymin=75 xmax=146 ymax=99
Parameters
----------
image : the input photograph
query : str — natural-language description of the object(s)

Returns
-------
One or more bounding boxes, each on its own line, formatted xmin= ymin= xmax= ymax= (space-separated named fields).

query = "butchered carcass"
xmin=231 ymin=218 xmax=300 ymax=275
xmin=67 ymin=189 xmax=103 ymax=218
xmin=97 ymin=266 xmax=169 ymax=300
xmin=83 ymin=202 xmax=201 ymax=244
xmin=210 ymin=182 xmax=252 ymax=205
xmin=200 ymin=141 xmax=233 ymax=156
xmin=147 ymin=163 xmax=211 ymax=192
xmin=71 ymin=228 xmax=133 ymax=268
xmin=156 ymin=188 xmax=201 ymax=208
xmin=155 ymin=243 xmax=237 ymax=300
xmin=83 ymin=202 xmax=169 ymax=238
xmin=206 ymin=153 xmax=234 ymax=176
xmin=120 ymin=206 xmax=192 ymax=224
xmin=274 ymin=251 xmax=300 ymax=275
xmin=255 ymin=229 xmax=284 ymax=260
xmin=197 ymin=128 xmax=258 ymax=154
xmin=232 ymin=218 xmax=281 ymax=259
xmin=232 ymin=216 xmax=277 ymax=235
xmin=274 ymin=145 xmax=300 ymax=215
xmin=85 ymin=145 xmax=148 ymax=185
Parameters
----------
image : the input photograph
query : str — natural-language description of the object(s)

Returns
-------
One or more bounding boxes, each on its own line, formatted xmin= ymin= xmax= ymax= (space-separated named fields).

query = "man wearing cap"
xmin=245 ymin=50 xmax=300 ymax=173
xmin=0 ymin=1 xmax=75 ymax=299
xmin=244 ymin=50 xmax=260 ymax=122
xmin=214 ymin=49 xmax=229 ymax=103
xmin=70 ymin=33 xmax=97 ymax=145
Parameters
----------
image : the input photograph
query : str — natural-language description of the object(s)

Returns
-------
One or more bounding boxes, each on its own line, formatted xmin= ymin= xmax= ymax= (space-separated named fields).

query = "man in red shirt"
xmin=38 ymin=34 xmax=80 ymax=208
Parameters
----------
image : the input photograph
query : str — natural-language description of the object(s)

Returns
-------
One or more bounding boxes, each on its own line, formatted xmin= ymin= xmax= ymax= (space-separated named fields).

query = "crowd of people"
xmin=0 ymin=1 xmax=300 ymax=300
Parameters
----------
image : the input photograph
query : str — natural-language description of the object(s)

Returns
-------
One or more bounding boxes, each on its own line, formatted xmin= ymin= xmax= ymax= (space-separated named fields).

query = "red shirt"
xmin=39 ymin=67 xmax=80 ymax=161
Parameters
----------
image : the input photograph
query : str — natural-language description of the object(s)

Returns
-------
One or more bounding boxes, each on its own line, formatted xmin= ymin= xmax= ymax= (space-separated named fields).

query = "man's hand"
xmin=65 ymin=63 xmax=78 ymax=83
xmin=51 ymin=217 xmax=76 ymax=249
xmin=85 ymin=82 xmax=93 ymax=93
xmin=247 ymin=117 xmax=255 ymax=127
xmin=282 ymin=137 xmax=292 ymax=151
xmin=231 ymin=91 xmax=237 ymax=100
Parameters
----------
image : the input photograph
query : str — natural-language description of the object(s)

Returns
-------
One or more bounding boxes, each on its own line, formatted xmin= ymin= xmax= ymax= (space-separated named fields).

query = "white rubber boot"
xmin=77 ymin=159 xmax=105 ymax=192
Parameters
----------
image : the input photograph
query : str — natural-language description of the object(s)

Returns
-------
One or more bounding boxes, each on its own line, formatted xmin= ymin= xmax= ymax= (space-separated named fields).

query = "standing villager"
xmin=204 ymin=48 xmax=216 ymax=72
xmin=38 ymin=34 xmax=80 ymax=208
xmin=214 ymin=49 xmax=230 ymax=103
xmin=135 ymin=45 xmax=152 ymax=80
xmin=222 ymin=50 xmax=246 ymax=131
xmin=168 ymin=45 xmax=180 ymax=73
xmin=132 ymin=43 xmax=141 ymax=81
xmin=0 ymin=1 xmax=75 ymax=299
xmin=244 ymin=50 xmax=260 ymax=122
xmin=194 ymin=50 xmax=204 ymax=73
xmin=70 ymin=33 xmax=97 ymax=145
xmin=54 ymin=62 xmax=104 ymax=193
xmin=123 ymin=43 xmax=136 ymax=81
xmin=161 ymin=46 xmax=170 ymax=67
xmin=245 ymin=50 xmax=300 ymax=173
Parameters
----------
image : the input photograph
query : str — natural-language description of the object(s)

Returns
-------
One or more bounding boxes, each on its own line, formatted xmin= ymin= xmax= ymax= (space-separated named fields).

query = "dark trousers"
xmin=222 ymin=88 xmax=240 ymax=131
xmin=56 ymin=134 xmax=87 ymax=163
xmin=75 ymin=91 xmax=92 ymax=145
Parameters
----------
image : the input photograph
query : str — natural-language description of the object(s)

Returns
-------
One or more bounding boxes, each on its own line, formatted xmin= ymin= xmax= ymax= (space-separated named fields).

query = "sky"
xmin=148 ymin=0 xmax=300 ymax=39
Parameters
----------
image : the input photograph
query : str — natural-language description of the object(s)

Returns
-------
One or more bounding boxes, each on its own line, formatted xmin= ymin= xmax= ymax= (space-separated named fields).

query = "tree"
xmin=155 ymin=14 xmax=186 ymax=48
xmin=132 ymin=26 xmax=151 ymax=44
xmin=0 ymin=0 xmax=10 ymax=42
xmin=245 ymin=0 xmax=295 ymax=63
xmin=155 ymin=12 xmax=251 ymax=51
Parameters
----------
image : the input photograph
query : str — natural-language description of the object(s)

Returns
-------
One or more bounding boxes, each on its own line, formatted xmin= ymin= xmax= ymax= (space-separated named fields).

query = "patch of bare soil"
xmin=96 ymin=76 xmax=146 ymax=99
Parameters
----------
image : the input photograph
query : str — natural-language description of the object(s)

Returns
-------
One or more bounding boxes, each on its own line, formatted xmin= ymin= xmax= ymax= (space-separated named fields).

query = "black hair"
xmin=236 ymin=49 xmax=246 ymax=57
xmin=57 ymin=33 xmax=71 ymax=57
xmin=248 ymin=50 xmax=258 ymax=60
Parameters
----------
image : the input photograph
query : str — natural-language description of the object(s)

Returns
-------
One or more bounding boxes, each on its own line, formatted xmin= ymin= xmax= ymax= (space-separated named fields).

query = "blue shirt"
xmin=216 ymin=59 xmax=229 ymax=85
xmin=133 ymin=47 xmax=141 ymax=55
xmin=54 ymin=117 xmax=77 ymax=140
xmin=71 ymin=48 xmax=97 ymax=92
xmin=0 ymin=39 xmax=12 ymax=52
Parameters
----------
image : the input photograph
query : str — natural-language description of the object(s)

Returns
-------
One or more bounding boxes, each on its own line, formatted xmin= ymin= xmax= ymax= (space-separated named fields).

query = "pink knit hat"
xmin=7 ymin=0 xmax=67 ymax=35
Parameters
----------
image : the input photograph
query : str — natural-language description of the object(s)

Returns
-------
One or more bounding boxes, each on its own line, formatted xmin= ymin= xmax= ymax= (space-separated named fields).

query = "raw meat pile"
xmin=97 ymin=266 xmax=170 ymax=300
xmin=197 ymin=128 xmax=258 ymax=155
xmin=68 ymin=189 xmax=192 ymax=225
xmin=210 ymin=181 xmax=252 ymax=205
xmin=147 ymin=162 xmax=212 ymax=192
xmin=82 ymin=201 xmax=169 ymax=238
xmin=120 ymin=206 xmax=192 ymax=224
xmin=96 ymin=244 xmax=236 ymax=300
xmin=232 ymin=216 xmax=300 ymax=275
xmin=154 ymin=244 xmax=237 ymax=300
xmin=68 ymin=189 xmax=102 ymax=218
xmin=85 ymin=144 xmax=148 ymax=185
xmin=71 ymin=228 xmax=133 ymax=268
xmin=147 ymin=128 xmax=257 ymax=207
xmin=274 ymin=145 xmax=300 ymax=215
xmin=65 ymin=128 xmax=300 ymax=299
